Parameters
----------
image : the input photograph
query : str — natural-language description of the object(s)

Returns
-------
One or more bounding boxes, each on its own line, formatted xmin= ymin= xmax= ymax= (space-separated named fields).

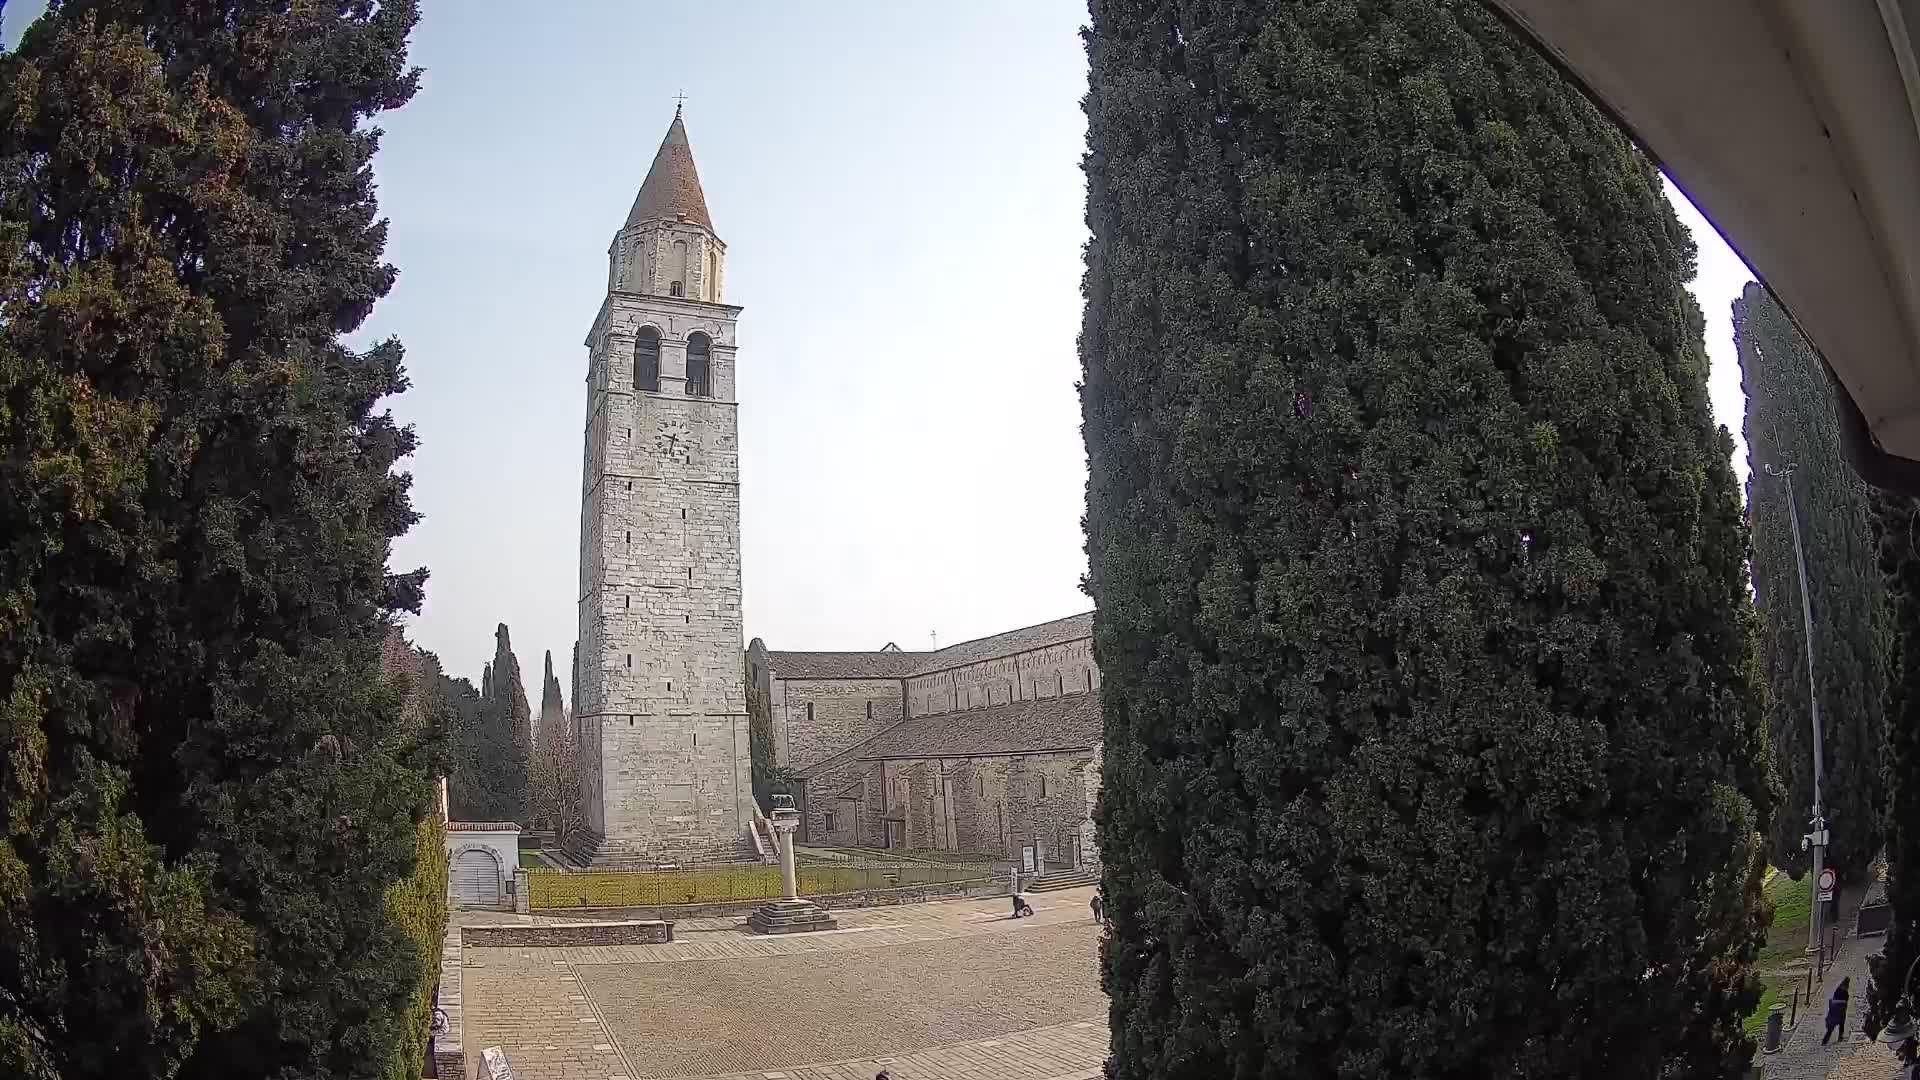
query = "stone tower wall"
xmin=577 ymin=286 xmax=751 ymax=861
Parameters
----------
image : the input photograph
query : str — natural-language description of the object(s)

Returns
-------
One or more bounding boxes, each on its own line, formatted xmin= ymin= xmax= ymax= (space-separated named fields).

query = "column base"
xmin=747 ymin=898 xmax=838 ymax=935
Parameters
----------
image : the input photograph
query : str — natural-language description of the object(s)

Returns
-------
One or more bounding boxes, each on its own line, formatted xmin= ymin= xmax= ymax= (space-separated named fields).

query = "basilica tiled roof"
xmin=855 ymin=691 xmax=1101 ymax=760
xmin=767 ymin=650 xmax=929 ymax=680
xmin=766 ymin=611 xmax=1095 ymax=682
xmin=908 ymin=612 xmax=1094 ymax=676
xmin=626 ymin=112 xmax=714 ymax=233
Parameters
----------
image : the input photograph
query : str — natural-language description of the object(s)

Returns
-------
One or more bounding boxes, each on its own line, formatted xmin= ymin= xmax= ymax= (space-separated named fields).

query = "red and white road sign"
xmin=1818 ymin=867 xmax=1837 ymax=893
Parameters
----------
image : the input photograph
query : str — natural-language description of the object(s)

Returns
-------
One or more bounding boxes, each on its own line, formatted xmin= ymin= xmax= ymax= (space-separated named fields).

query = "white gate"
xmin=453 ymin=848 xmax=501 ymax=909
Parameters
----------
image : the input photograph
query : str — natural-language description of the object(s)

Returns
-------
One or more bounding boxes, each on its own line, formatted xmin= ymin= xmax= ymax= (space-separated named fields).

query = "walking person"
xmin=1823 ymin=976 xmax=1852 ymax=1045
xmin=1090 ymin=891 xmax=1105 ymax=925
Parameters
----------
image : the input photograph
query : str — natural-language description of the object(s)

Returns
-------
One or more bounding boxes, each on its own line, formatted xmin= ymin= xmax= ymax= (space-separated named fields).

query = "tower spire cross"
xmin=673 ymin=89 xmax=688 ymax=116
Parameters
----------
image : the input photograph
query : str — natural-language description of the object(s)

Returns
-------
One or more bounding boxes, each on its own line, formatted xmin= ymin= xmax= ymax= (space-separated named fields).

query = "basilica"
xmin=570 ymin=111 xmax=1099 ymax=870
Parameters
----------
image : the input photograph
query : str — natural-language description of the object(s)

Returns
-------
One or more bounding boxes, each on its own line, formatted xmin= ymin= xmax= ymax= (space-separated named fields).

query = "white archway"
xmin=451 ymin=845 xmax=503 ymax=909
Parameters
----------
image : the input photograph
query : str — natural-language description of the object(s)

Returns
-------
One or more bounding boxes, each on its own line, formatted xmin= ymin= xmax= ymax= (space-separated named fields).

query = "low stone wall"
xmin=433 ymin=918 xmax=464 ymax=1080
xmin=462 ymin=920 xmax=674 ymax=948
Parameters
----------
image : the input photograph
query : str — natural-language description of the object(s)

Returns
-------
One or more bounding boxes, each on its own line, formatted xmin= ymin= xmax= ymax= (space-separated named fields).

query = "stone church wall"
xmin=853 ymin=750 xmax=1096 ymax=866
xmin=905 ymin=637 xmax=1100 ymax=718
xmin=770 ymin=676 xmax=905 ymax=772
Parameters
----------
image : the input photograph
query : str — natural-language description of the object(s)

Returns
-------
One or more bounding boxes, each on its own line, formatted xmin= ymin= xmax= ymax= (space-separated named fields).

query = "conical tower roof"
xmin=625 ymin=110 xmax=714 ymax=233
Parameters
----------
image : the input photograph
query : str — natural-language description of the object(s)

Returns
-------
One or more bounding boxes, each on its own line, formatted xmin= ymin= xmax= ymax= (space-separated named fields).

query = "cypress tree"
xmin=1869 ymin=492 xmax=1920 ymax=1038
xmin=439 ymin=671 xmax=486 ymax=821
xmin=0 ymin=1 xmax=433 ymax=1078
xmin=1737 ymin=283 xmax=1888 ymax=880
xmin=1080 ymin=2 xmax=1772 ymax=1076
xmin=484 ymin=624 xmax=532 ymax=824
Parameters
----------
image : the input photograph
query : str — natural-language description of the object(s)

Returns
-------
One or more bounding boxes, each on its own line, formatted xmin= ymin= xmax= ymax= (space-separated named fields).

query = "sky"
xmin=3 ymin=2 xmax=1759 ymax=702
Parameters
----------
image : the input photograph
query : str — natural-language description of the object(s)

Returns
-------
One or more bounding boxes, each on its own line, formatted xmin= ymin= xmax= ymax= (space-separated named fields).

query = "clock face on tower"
xmin=653 ymin=417 xmax=691 ymax=462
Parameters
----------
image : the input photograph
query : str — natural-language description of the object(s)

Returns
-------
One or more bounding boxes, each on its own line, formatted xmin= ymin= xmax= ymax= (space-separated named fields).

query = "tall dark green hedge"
xmin=0 ymin=2 xmax=434 ymax=1078
xmin=1080 ymin=2 xmax=1773 ymax=1076
xmin=1869 ymin=492 xmax=1920 ymax=1038
xmin=1737 ymin=283 xmax=1888 ymax=880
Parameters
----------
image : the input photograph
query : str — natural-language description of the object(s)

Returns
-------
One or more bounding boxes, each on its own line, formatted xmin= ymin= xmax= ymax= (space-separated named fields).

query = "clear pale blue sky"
xmin=4 ymin=2 xmax=1756 ymax=702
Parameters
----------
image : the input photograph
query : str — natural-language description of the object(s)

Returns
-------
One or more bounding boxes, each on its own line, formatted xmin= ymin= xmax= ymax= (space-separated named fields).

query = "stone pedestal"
xmin=748 ymin=797 xmax=838 ymax=935
xmin=747 ymin=896 xmax=838 ymax=934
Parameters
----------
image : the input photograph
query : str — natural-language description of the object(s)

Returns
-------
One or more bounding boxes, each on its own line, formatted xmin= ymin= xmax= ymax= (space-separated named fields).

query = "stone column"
xmin=748 ymin=795 xmax=837 ymax=935
xmin=775 ymin=807 xmax=799 ymax=900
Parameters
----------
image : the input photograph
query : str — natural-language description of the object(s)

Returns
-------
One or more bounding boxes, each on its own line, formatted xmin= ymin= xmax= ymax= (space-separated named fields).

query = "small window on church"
xmin=625 ymin=654 xmax=631 ymax=669
xmin=1040 ymin=775 xmax=1049 ymax=798
xmin=806 ymin=702 xmax=814 ymax=725
xmin=624 ymin=595 xmax=629 ymax=609
xmin=635 ymin=326 xmax=661 ymax=392
xmin=686 ymin=332 xmax=712 ymax=398
xmin=669 ymin=280 xmax=684 ymax=297
xmin=825 ymin=811 xmax=837 ymax=833
xmin=866 ymin=700 xmax=873 ymax=721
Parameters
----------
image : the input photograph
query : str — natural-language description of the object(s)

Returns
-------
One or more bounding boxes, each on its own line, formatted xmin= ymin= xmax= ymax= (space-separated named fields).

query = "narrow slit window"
xmin=625 ymin=654 xmax=631 ymax=669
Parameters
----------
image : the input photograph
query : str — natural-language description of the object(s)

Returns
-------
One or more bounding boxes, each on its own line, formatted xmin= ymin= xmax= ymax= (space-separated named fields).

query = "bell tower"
xmin=573 ymin=109 xmax=752 ymax=864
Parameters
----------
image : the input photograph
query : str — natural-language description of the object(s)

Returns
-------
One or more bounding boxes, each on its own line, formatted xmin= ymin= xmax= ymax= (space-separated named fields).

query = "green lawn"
xmin=518 ymin=849 xmax=546 ymax=870
xmin=1744 ymin=870 xmax=1813 ymax=1036
xmin=527 ymin=860 xmax=992 ymax=909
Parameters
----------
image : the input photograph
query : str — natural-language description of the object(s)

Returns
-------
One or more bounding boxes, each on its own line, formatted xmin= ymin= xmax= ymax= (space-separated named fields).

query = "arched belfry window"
xmin=686 ymin=332 xmax=712 ymax=398
xmin=635 ymin=326 xmax=660 ymax=393
xmin=669 ymin=280 xmax=683 ymax=297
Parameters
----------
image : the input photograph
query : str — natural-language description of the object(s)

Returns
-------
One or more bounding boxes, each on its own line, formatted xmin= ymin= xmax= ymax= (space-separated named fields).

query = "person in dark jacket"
xmin=1824 ymin=976 xmax=1853 ymax=1045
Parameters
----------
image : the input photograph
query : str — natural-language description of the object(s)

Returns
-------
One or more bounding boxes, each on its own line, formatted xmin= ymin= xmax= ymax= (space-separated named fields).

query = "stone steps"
xmin=1027 ymin=869 xmax=1099 ymax=893
xmin=747 ymin=897 xmax=839 ymax=935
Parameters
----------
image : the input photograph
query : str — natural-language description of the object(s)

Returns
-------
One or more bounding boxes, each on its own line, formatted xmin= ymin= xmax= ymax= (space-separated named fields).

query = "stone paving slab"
xmin=682 ymin=1018 xmax=1108 ymax=1080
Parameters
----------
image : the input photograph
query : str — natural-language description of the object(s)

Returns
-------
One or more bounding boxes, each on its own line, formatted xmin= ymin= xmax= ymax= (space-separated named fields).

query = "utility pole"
xmin=1765 ymin=461 xmax=1831 ymax=979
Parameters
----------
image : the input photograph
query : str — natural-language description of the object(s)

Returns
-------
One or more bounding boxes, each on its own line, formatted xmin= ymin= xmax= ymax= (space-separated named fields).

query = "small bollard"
xmin=1764 ymin=1002 xmax=1788 ymax=1054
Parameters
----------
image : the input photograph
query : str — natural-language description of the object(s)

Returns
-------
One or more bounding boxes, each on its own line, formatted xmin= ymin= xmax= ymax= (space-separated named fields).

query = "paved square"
xmin=462 ymin=889 xmax=1110 ymax=1080
xmin=579 ymin=923 xmax=1101 ymax=1077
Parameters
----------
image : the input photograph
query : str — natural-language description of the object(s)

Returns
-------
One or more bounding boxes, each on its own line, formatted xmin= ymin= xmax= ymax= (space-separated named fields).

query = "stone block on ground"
xmin=479 ymin=1045 xmax=515 ymax=1080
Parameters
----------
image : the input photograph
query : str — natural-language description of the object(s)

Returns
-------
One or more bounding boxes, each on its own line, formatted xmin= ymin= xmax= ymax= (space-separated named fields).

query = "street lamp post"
xmin=1765 ymin=461 xmax=1831 ymax=980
